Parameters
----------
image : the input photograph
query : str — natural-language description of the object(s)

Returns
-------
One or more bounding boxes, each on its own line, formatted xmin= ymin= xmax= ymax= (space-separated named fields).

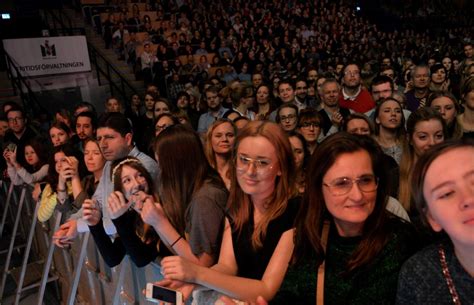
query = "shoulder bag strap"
xmin=316 ymin=220 xmax=330 ymax=305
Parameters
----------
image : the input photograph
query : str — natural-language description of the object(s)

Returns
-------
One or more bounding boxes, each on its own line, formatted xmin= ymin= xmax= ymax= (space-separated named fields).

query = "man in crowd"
xmin=319 ymin=78 xmax=351 ymax=137
xmin=53 ymin=112 xmax=159 ymax=246
xmin=294 ymin=78 xmax=314 ymax=109
xmin=339 ymin=63 xmax=375 ymax=114
xmin=3 ymin=105 xmax=39 ymax=168
xmin=71 ymin=111 xmax=97 ymax=151
xmin=197 ymin=86 xmax=229 ymax=133
xmin=405 ymin=65 xmax=431 ymax=111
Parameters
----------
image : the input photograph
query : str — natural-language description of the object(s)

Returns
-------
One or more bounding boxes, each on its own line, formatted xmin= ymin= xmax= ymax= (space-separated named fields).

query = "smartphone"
xmin=145 ymin=283 xmax=183 ymax=304
xmin=7 ymin=143 xmax=17 ymax=152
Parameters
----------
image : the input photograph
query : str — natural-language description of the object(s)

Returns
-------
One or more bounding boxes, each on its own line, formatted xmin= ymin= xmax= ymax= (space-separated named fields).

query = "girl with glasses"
xmin=159 ymin=121 xmax=298 ymax=303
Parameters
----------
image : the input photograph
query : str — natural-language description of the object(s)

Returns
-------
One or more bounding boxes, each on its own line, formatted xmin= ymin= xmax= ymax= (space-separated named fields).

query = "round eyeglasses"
xmin=323 ymin=174 xmax=378 ymax=196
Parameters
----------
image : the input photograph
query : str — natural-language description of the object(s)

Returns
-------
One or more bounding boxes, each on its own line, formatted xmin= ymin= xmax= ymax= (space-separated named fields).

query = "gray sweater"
xmin=396 ymin=241 xmax=474 ymax=305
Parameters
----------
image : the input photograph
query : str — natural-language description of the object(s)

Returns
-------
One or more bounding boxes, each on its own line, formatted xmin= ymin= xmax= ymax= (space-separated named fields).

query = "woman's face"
xmin=464 ymin=91 xmax=474 ymax=109
xmin=144 ymin=95 xmax=155 ymax=111
xmin=278 ymin=107 xmax=298 ymax=131
xmin=376 ymin=100 xmax=402 ymax=130
xmin=256 ymin=86 xmax=270 ymax=104
xmin=177 ymin=95 xmax=189 ymax=109
xmin=423 ymin=147 xmax=474 ymax=246
xmin=155 ymin=116 xmax=175 ymax=137
xmin=211 ymin=122 xmax=235 ymax=155
xmin=298 ymin=120 xmax=321 ymax=143
xmin=131 ymin=94 xmax=141 ymax=107
xmin=120 ymin=165 xmax=149 ymax=201
xmin=24 ymin=145 xmax=39 ymax=166
xmin=431 ymin=96 xmax=457 ymax=125
xmin=442 ymin=57 xmax=452 ymax=71
xmin=54 ymin=151 xmax=68 ymax=174
xmin=346 ymin=119 xmax=371 ymax=135
xmin=322 ymin=150 xmax=377 ymax=236
xmin=50 ymin=127 xmax=69 ymax=147
xmin=236 ymin=136 xmax=281 ymax=201
xmin=431 ymin=68 xmax=446 ymax=84
xmin=84 ymin=141 xmax=106 ymax=173
xmin=289 ymin=136 xmax=305 ymax=170
xmin=154 ymin=101 xmax=170 ymax=118
xmin=411 ymin=119 xmax=445 ymax=158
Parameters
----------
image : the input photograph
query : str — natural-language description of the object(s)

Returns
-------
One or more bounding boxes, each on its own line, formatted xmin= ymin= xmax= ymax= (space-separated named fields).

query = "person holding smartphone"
xmin=38 ymin=143 xmax=87 ymax=222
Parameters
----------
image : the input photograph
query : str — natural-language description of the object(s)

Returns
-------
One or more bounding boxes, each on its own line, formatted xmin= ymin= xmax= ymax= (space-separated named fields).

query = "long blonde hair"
xmin=228 ymin=121 xmax=294 ymax=249
xmin=398 ymin=108 xmax=447 ymax=211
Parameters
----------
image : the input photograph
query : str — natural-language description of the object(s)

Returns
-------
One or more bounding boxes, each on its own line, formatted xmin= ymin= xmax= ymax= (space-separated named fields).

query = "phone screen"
xmin=152 ymin=285 xmax=178 ymax=303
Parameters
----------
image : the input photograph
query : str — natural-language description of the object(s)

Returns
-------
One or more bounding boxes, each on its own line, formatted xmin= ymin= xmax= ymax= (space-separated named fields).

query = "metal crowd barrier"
xmin=0 ymin=180 xmax=164 ymax=305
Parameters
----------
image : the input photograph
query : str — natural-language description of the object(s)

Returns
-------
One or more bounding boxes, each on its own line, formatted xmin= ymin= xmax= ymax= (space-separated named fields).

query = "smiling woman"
xmin=275 ymin=133 xmax=417 ymax=305
xmin=159 ymin=121 xmax=298 ymax=303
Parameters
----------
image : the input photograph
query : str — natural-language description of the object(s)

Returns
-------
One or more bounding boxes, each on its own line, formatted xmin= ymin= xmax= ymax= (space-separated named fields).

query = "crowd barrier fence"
xmin=0 ymin=180 xmax=165 ymax=305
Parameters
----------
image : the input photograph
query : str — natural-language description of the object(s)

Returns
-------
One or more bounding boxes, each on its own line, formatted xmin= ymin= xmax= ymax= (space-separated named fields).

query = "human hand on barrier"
xmin=140 ymin=198 xmax=166 ymax=228
xmin=160 ymin=256 xmax=199 ymax=282
xmin=107 ymin=191 xmax=131 ymax=219
xmin=32 ymin=183 xmax=42 ymax=202
xmin=53 ymin=219 xmax=78 ymax=248
xmin=216 ymin=296 xmax=268 ymax=305
xmin=83 ymin=199 xmax=101 ymax=226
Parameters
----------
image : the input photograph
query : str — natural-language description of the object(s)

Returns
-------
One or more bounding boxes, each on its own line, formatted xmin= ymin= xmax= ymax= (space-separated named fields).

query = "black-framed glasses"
xmin=280 ymin=114 xmax=297 ymax=122
xmin=323 ymin=174 xmax=378 ymax=196
xmin=300 ymin=122 xmax=320 ymax=129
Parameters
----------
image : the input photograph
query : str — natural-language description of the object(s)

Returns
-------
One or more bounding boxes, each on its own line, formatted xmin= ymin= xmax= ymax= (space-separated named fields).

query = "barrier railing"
xmin=0 ymin=180 xmax=165 ymax=304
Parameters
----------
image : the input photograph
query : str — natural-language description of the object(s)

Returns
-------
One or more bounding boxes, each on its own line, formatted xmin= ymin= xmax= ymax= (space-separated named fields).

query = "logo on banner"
xmin=40 ymin=40 xmax=56 ymax=58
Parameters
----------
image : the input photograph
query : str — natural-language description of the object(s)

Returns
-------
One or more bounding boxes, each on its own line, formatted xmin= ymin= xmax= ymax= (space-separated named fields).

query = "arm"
xmin=89 ymin=218 xmax=127 ymax=267
xmin=140 ymin=198 xmax=214 ymax=267
xmin=162 ymin=226 xmax=295 ymax=302
xmin=111 ymin=211 xmax=159 ymax=267
xmin=14 ymin=164 xmax=49 ymax=186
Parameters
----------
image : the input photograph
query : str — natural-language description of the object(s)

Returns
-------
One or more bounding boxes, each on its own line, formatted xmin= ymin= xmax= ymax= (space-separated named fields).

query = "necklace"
xmin=438 ymin=245 xmax=462 ymax=305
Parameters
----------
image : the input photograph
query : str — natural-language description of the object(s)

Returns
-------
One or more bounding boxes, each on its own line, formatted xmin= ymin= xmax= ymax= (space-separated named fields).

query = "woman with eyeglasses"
xmin=297 ymin=108 xmax=323 ymax=155
xmin=276 ymin=103 xmax=299 ymax=132
xmin=274 ymin=133 xmax=417 ymax=305
xmin=159 ymin=121 xmax=298 ymax=303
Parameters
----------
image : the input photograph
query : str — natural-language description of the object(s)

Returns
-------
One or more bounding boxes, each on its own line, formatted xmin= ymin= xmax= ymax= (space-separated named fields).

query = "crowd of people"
xmin=1 ymin=0 xmax=474 ymax=304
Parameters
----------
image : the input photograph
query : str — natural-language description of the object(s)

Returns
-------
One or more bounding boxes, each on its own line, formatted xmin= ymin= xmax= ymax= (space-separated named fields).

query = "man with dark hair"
xmin=70 ymin=111 xmax=97 ymax=151
xmin=370 ymin=75 xmax=394 ymax=102
xmin=53 ymin=113 xmax=159 ymax=245
xmin=3 ymin=105 xmax=39 ymax=169
xmin=73 ymin=101 xmax=96 ymax=117
xmin=339 ymin=63 xmax=375 ymax=114
xmin=197 ymin=86 xmax=229 ymax=133
xmin=105 ymin=96 xmax=122 ymax=113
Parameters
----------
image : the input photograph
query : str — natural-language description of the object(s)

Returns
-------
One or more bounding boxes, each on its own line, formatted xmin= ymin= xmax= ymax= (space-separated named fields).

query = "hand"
xmin=53 ymin=219 xmax=78 ymax=248
xmin=3 ymin=149 xmax=13 ymax=165
xmin=107 ymin=191 xmax=131 ymax=219
xmin=66 ymin=156 xmax=79 ymax=179
xmin=140 ymin=198 xmax=166 ymax=228
xmin=161 ymin=256 xmax=199 ymax=282
xmin=83 ymin=199 xmax=101 ymax=226
xmin=32 ymin=183 xmax=42 ymax=202
xmin=10 ymin=147 xmax=18 ymax=166
xmin=331 ymin=111 xmax=343 ymax=127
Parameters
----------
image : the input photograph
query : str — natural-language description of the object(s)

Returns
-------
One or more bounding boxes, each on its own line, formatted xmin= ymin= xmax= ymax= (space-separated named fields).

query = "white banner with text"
xmin=3 ymin=36 xmax=91 ymax=77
